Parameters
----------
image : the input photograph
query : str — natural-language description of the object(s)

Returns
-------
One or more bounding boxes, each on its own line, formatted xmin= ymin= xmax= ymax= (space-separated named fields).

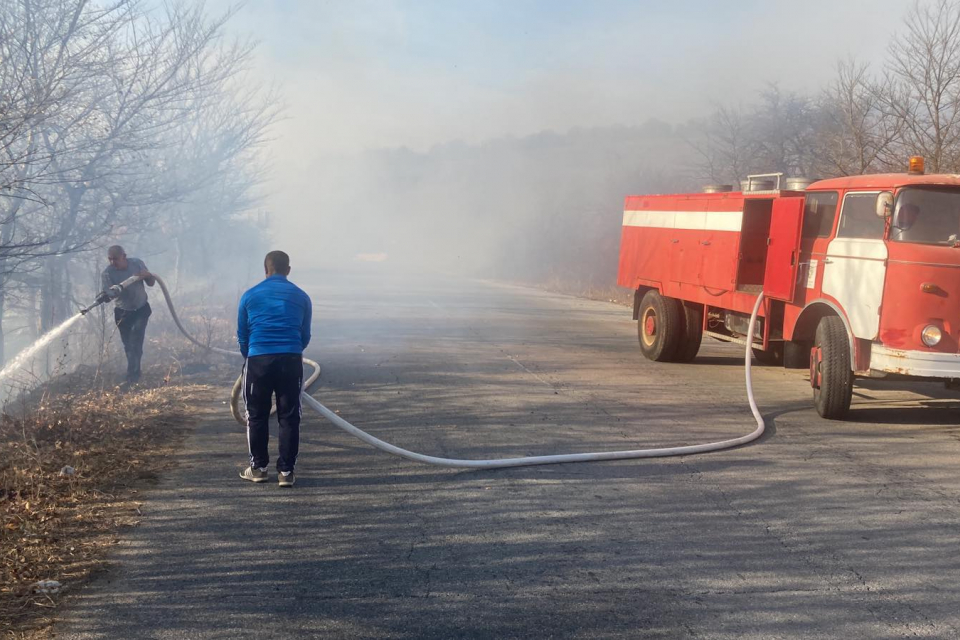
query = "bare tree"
xmin=881 ymin=0 xmax=960 ymax=172
xmin=145 ymin=45 xmax=281 ymax=289
xmin=690 ymin=104 xmax=756 ymax=185
xmin=691 ymin=86 xmax=822 ymax=184
xmin=820 ymin=59 xmax=890 ymax=175
xmin=751 ymin=84 xmax=821 ymax=178
xmin=0 ymin=0 xmax=279 ymax=368
xmin=10 ymin=2 xmax=267 ymax=332
xmin=0 ymin=0 xmax=140 ymax=363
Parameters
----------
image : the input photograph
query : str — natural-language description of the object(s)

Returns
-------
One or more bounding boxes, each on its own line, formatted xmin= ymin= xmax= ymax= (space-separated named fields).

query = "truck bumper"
xmin=870 ymin=344 xmax=960 ymax=378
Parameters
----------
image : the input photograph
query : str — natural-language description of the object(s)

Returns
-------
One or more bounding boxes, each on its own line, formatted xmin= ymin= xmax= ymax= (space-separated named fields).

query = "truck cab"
xmin=788 ymin=168 xmax=960 ymax=411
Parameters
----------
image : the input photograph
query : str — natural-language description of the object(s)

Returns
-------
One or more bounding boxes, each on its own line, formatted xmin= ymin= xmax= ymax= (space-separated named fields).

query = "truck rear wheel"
xmin=811 ymin=316 xmax=853 ymax=419
xmin=752 ymin=343 xmax=784 ymax=366
xmin=638 ymin=290 xmax=681 ymax=362
xmin=783 ymin=340 xmax=810 ymax=369
xmin=672 ymin=302 xmax=703 ymax=363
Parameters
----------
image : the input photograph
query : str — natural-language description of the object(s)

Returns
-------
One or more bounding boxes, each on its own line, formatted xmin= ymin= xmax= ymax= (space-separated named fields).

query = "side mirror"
xmin=876 ymin=192 xmax=894 ymax=218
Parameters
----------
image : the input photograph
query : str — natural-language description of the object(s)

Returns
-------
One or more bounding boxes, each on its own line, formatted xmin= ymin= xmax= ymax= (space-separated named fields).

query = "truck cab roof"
xmin=809 ymin=173 xmax=960 ymax=191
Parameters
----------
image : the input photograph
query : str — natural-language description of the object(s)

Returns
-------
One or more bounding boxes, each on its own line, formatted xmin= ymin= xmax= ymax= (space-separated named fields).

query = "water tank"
xmin=740 ymin=179 xmax=775 ymax=192
xmin=784 ymin=177 xmax=814 ymax=191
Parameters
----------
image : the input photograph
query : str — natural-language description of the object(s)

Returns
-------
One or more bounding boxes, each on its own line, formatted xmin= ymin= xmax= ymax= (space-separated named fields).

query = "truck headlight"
xmin=921 ymin=325 xmax=942 ymax=347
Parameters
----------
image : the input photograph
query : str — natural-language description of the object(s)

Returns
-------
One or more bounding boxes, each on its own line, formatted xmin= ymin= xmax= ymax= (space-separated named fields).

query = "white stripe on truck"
xmin=622 ymin=210 xmax=743 ymax=232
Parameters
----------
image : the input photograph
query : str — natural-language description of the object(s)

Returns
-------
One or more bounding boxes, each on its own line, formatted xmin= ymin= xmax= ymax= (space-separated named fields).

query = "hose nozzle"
xmin=79 ymin=275 xmax=139 ymax=315
xmin=80 ymin=290 xmax=113 ymax=315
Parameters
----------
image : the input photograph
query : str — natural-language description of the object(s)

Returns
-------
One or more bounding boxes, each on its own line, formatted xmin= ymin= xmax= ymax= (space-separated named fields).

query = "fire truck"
xmin=617 ymin=158 xmax=960 ymax=419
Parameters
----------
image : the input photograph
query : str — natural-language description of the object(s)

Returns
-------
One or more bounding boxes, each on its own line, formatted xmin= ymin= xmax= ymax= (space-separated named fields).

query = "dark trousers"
xmin=243 ymin=353 xmax=303 ymax=472
xmin=115 ymin=303 xmax=151 ymax=383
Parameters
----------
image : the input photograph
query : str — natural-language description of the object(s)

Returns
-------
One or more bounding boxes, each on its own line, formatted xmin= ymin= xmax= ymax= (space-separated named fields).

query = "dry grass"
xmin=0 ymin=374 xmax=215 ymax=638
xmin=0 ymin=283 xmax=243 ymax=637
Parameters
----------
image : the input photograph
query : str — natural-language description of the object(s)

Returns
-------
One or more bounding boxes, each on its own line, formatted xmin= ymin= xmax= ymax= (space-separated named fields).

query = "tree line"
xmin=697 ymin=0 xmax=960 ymax=183
xmin=0 ymin=0 xmax=276 ymax=365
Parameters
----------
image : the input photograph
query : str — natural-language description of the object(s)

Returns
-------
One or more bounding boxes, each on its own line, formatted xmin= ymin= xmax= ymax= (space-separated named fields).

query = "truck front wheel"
xmin=638 ymin=290 xmax=681 ymax=362
xmin=811 ymin=316 xmax=853 ymax=419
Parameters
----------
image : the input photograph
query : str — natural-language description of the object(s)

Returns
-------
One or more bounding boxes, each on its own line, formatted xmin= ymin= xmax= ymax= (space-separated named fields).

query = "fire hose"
xmin=98 ymin=274 xmax=768 ymax=469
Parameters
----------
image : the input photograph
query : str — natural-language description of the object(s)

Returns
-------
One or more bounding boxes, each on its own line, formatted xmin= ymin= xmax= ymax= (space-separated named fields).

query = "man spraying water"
xmin=99 ymin=245 xmax=155 ymax=388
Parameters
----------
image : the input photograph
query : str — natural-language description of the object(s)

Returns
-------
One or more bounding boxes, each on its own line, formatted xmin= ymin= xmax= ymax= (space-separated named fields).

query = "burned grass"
xmin=0 ymin=375 xmax=216 ymax=638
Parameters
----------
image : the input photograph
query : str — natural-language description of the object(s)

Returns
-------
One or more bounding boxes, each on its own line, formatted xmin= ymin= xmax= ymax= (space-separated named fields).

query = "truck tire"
xmin=638 ymin=290 xmax=681 ymax=362
xmin=783 ymin=340 xmax=810 ymax=369
xmin=752 ymin=343 xmax=784 ymax=366
xmin=811 ymin=316 xmax=853 ymax=419
xmin=673 ymin=302 xmax=703 ymax=363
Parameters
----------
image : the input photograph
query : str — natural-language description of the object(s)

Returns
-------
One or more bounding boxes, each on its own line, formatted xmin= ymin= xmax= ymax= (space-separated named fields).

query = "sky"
xmin=203 ymin=0 xmax=916 ymax=265
xmin=210 ymin=0 xmax=912 ymax=155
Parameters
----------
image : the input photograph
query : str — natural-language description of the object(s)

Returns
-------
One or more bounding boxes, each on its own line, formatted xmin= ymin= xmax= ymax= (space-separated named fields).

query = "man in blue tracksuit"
xmin=237 ymin=250 xmax=312 ymax=487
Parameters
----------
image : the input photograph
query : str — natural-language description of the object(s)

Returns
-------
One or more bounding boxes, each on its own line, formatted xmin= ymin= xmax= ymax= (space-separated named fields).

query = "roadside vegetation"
xmin=0 ymin=287 xmax=240 ymax=637
xmin=0 ymin=2 xmax=266 ymax=628
xmin=0 ymin=0 xmax=277 ymax=372
xmin=0 ymin=381 xmax=196 ymax=637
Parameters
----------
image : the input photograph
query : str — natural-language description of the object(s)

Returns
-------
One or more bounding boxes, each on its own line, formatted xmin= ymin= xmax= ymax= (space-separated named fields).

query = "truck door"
xmin=821 ymin=191 xmax=888 ymax=339
xmin=763 ymin=197 xmax=804 ymax=302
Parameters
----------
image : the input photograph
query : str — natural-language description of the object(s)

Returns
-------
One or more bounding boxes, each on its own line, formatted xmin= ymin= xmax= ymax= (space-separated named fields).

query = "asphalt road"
xmin=56 ymin=270 xmax=960 ymax=639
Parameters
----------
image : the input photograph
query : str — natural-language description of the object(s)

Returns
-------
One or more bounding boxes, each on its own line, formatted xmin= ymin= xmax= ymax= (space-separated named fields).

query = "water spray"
xmin=0 ymin=273 xmax=155 ymax=385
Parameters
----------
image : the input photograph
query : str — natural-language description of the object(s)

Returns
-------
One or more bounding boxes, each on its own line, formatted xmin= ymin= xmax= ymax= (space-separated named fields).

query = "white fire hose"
xmin=153 ymin=274 xmax=766 ymax=469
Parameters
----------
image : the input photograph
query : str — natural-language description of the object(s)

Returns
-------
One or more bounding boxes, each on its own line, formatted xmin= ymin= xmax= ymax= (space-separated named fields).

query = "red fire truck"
xmin=617 ymin=158 xmax=960 ymax=419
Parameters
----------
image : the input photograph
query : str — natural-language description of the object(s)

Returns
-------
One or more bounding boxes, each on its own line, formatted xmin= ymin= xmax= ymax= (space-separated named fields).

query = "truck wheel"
xmin=752 ymin=343 xmax=784 ymax=366
xmin=811 ymin=316 xmax=853 ymax=419
xmin=673 ymin=302 xmax=703 ymax=363
xmin=638 ymin=290 xmax=681 ymax=362
xmin=783 ymin=340 xmax=810 ymax=369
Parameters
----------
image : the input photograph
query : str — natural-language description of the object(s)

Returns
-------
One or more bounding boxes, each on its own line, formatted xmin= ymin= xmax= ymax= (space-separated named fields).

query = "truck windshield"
xmin=891 ymin=187 xmax=960 ymax=245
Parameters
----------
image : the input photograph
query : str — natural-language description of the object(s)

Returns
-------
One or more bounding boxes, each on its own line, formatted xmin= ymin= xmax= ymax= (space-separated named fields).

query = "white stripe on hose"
xmin=295 ymin=369 xmax=302 ymax=468
xmin=242 ymin=360 xmax=253 ymax=466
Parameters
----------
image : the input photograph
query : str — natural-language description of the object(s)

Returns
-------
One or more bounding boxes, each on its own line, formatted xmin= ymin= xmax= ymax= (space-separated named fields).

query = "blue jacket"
xmin=237 ymin=275 xmax=312 ymax=358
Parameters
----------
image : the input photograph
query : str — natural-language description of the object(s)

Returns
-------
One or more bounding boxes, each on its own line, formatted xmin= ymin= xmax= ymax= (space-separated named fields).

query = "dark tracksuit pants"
xmin=115 ymin=303 xmax=151 ymax=383
xmin=243 ymin=353 xmax=303 ymax=473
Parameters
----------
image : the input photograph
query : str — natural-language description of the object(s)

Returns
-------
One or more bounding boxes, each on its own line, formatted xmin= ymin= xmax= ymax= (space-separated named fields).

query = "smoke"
xmin=276 ymin=121 xmax=696 ymax=285
xmin=208 ymin=0 xmax=911 ymax=284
